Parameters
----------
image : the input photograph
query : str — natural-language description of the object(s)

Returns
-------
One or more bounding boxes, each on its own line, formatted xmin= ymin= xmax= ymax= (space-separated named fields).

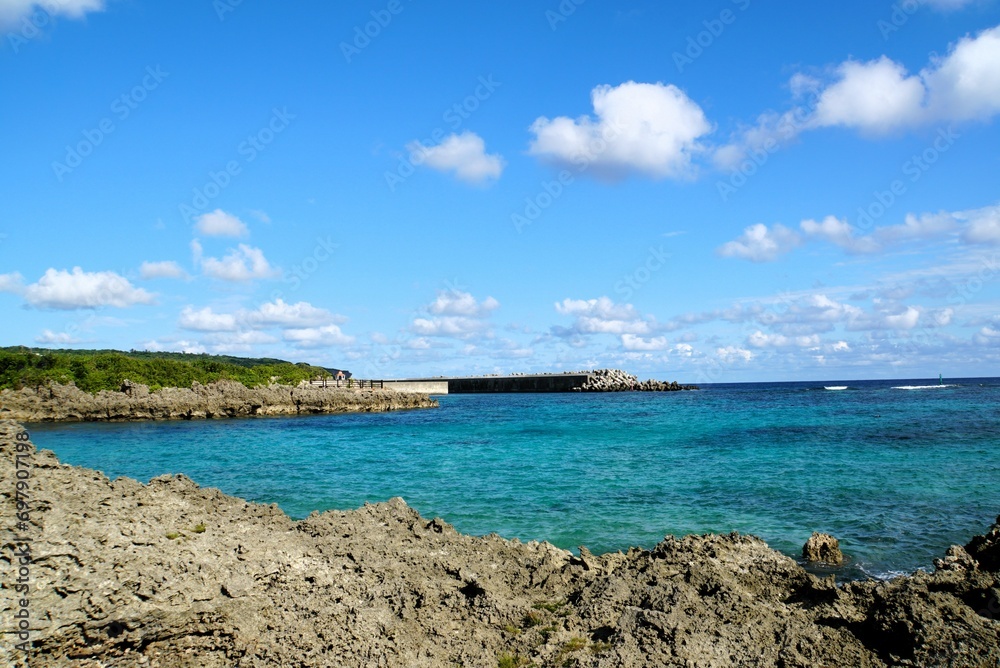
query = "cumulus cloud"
xmin=179 ymin=306 xmax=238 ymax=332
xmin=200 ymin=244 xmax=279 ymax=281
xmin=717 ymin=223 xmax=801 ymax=262
xmin=621 ymin=334 xmax=669 ymax=351
xmin=555 ymin=297 xmax=652 ymax=335
xmin=811 ymin=57 xmax=926 ymax=134
xmin=139 ymin=260 xmax=187 ymax=280
xmin=23 ymin=268 xmax=154 ymax=310
xmin=283 ymin=325 xmax=354 ymax=348
xmin=717 ymin=346 xmax=753 ymax=363
xmin=0 ymin=0 xmax=104 ymax=26
xmin=747 ymin=330 xmax=821 ymax=349
xmin=412 ymin=291 xmax=499 ymax=339
xmin=202 ymin=330 xmax=279 ymax=354
xmin=716 ymin=25 xmax=1000 ymax=165
xmin=800 ymin=216 xmax=880 ymax=253
xmin=194 ymin=209 xmax=249 ymax=237
xmin=179 ymin=299 xmax=342 ymax=333
xmin=529 ymin=81 xmax=712 ymax=180
xmin=246 ymin=299 xmax=341 ymax=328
xmin=429 ymin=290 xmax=500 ymax=317
xmin=407 ymin=132 xmax=504 ymax=184
xmin=35 ymin=329 xmax=81 ymax=345
xmin=961 ymin=204 xmax=1000 ymax=244
xmin=0 ymin=272 xmax=24 ymax=294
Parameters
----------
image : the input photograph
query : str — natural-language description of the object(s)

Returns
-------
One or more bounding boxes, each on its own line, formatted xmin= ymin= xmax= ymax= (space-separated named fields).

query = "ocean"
xmin=25 ymin=377 xmax=1000 ymax=580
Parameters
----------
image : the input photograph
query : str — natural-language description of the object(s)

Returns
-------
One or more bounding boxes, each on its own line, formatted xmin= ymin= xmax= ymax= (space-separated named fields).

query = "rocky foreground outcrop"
xmin=0 ymin=380 xmax=436 ymax=422
xmin=1 ymin=421 xmax=998 ymax=668
xmin=575 ymin=369 xmax=698 ymax=392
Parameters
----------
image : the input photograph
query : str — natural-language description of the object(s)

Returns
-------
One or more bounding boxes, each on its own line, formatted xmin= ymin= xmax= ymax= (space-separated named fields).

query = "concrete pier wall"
xmin=382 ymin=381 xmax=450 ymax=395
xmin=391 ymin=374 xmax=592 ymax=394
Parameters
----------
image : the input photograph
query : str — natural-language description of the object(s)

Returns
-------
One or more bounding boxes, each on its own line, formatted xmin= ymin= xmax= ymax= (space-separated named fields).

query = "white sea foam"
xmin=892 ymin=384 xmax=956 ymax=390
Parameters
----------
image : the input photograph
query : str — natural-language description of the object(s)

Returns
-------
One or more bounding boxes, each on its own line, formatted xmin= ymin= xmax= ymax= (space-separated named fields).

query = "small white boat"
xmin=824 ymin=386 xmax=848 ymax=391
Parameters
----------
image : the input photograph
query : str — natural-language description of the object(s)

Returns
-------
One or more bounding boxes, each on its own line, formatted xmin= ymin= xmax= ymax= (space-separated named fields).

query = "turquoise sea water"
xmin=25 ymin=378 xmax=1000 ymax=579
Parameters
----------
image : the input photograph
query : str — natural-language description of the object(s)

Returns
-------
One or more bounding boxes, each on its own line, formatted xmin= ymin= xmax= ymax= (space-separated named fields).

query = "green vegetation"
xmin=0 ymin=346 xmax=337 ymax=393
xmin=497 ymin=654 xmax=531 ymax=668
xmin=192 ymin=523 xmax=207 ymax=534
xmin=165 ymin=532 xmax=180 ymax=540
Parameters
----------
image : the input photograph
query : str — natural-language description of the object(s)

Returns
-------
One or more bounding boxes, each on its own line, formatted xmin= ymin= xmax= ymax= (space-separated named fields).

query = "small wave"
xmin=857 ymin=563 xmax=925 ymax=581
xmin=892 ymin=384 xmax=957 ymax=390
xmin=824 ymin=386 xmax=848 ymax=391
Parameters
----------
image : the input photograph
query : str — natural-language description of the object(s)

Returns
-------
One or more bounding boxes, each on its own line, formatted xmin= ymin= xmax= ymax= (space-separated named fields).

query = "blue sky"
xmin=1 ymin=0 xmax=999 ymax=382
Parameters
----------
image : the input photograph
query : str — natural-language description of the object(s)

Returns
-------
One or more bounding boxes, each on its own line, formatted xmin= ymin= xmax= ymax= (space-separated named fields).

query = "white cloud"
xmin=24 ymin=268 xmax=155 ymax=310
xmin=717 ymin=24 xmax=1000 ymax=163
xmin=412 ymin=291 xmax=499 ymax=339
xmin=529 ymin=81 xmax=712 ymax=180
xmin=0 ymin=272 xmax=24 ymax=294
xmin=200 ymin=244 xmax=279 ymax=281
xmin=407 ymin=132 xmax=505 ymax=184
xmin=882 ymin=306 xmax=921 ymax=330
xmin=202 ymin=330 xmax=278 ymax=354
xmin=799 ymin=216 xmax=874 ymax=253
xmin=555 ymin=297 xmax=652 ymax=335
xmin=412 ymin=316 xmax=491 ymax=338
xmin=961 ymin=204 xmax=1000 ymax=244
xmin=35 ymin=329 xmax=81 ymax=345
xmin=194 ymin=209 xmax=249 ymax=237
xmin=246 ymin=299 xmax=340 ymax=328
xmin=874 ymin=211 xmax=957 ymax=246
xmin=140 ymin=339 xmax=207 ymax=355
xmin=179 ymin=306 xmax=238 ymax=332
xmin=717 ymin=346 xmax=753 ymax=363
xmin=139 ymin=260 xmax=187 ymax=280
xmin=621 ymin=334 xmax=669 ymax=351
xmin=811 ymin=57 xmax=926 ymax=134
xmin=0 ymin=0 xmax=104 ymax=26
xmin=747 ymin=330 xmax=821 ymax=348
xmin=922 ymin=24 xmax=1000 ymax=122
xmin=717 ymin=223 xmax=801 ymax=262
xmin=832 ymin=340 xmax=851 ymax=352
xmin=429 ymin=290 xmax=500 ymax=317
xmin=283 ymin=325 xmax=355 ymax=348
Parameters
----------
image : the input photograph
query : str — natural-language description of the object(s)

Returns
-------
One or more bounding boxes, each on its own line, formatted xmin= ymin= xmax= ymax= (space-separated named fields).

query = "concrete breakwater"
xmin=573 ymin=368 xmax=698 ymax=392
xmin=392 ymin=369 xmax=697 ymax=394
xmin=2 ymin=419 xmax=998 ymax=667
xmin=0 ymin=379 xmax=437 ymax=422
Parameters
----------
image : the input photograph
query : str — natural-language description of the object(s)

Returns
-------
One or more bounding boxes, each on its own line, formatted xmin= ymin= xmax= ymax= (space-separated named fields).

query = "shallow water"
xmin=26 ymin=377 xmax=1000 ymax=579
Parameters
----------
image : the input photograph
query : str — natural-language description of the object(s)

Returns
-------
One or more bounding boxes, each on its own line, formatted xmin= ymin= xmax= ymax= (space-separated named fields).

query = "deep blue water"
xmin=25 ymin=377 xmax=1000 ymax=579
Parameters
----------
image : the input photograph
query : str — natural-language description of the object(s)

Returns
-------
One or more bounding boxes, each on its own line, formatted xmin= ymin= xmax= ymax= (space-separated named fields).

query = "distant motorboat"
xmin=824 ymin=386 xmax=848 ymax=391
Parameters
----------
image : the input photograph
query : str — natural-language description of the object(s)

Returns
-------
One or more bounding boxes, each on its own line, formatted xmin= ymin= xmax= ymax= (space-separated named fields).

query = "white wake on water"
xmin=892 ymin=384 xmax=957 ymax=390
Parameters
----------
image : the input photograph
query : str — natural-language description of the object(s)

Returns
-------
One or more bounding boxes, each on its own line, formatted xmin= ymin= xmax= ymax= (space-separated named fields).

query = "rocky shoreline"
xmin=1 ymin=420 xmax=997 ymax=667
xmin=0 ymin=380 xmax=437 ymax=422
xmin=574 ymin=368 xmax=698 ymax=392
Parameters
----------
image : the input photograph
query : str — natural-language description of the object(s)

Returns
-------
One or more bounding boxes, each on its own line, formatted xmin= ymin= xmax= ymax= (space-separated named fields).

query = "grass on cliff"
xmin=0 ymin=347 xmax=336 ymax=393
